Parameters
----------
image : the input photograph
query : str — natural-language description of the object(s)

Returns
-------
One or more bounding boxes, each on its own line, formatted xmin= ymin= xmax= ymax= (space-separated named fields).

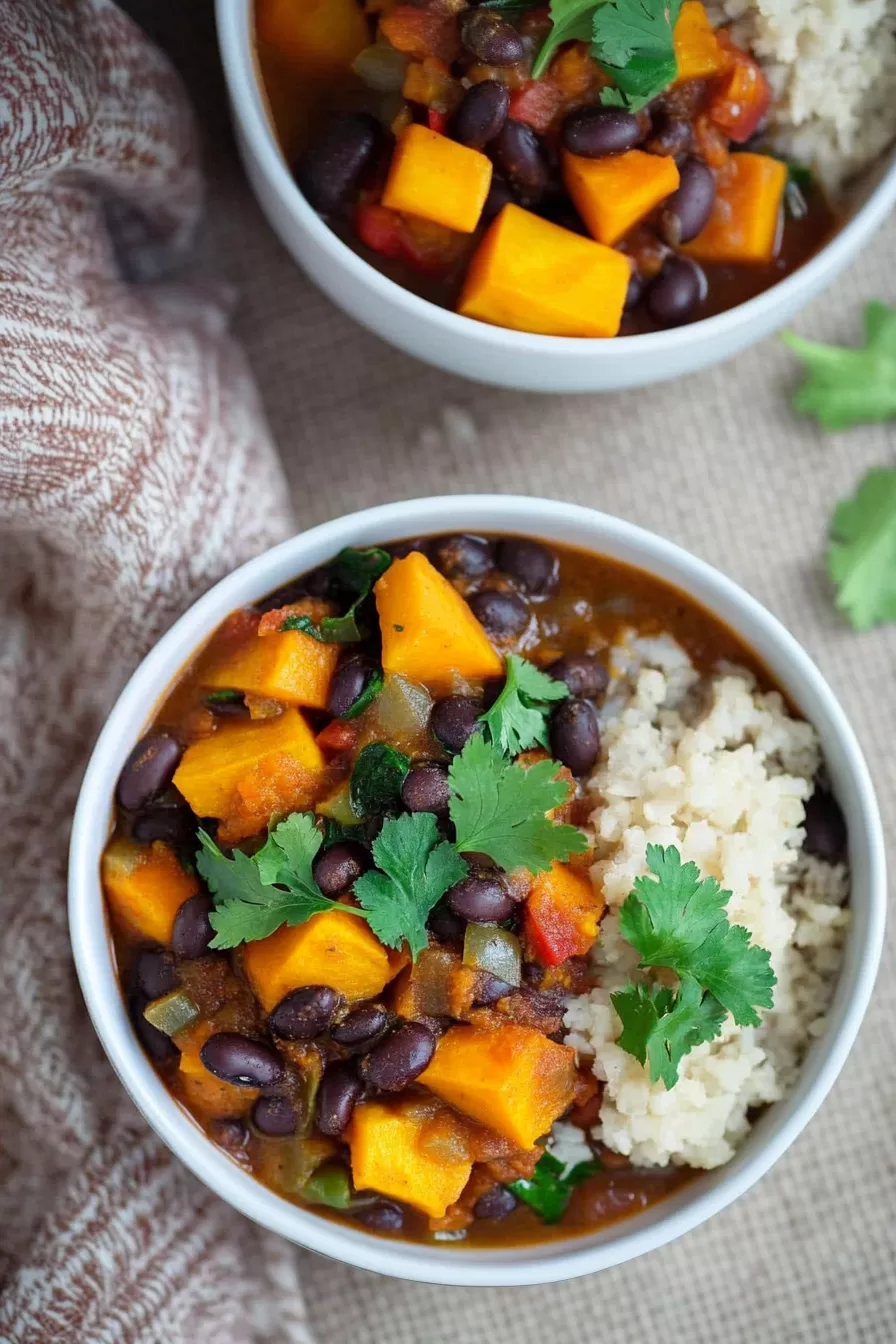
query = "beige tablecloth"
xmin=13 ymin=0 xmax=896 ymax=1337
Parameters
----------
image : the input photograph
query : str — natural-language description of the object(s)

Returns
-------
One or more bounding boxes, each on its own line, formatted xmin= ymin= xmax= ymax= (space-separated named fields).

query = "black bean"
xmin=269 ymin=986 xmax=342 ymax=1040
xmin=496 ymin=539 xmax=559 ymax=595
xmin=313 ymin=841 xmax=370 ymax=897
xmin=117 ymin=734 xmax=182 ymax=813
xmin=332 ymin=1003 xmax=390 ymax=1050
xmin=328 ymin=656 xmax=375 ymax=718
xmin=447 ymin=875 xmax=515 ymax=923
xmin=804 ymin=787 xmax=847 ymax=865
xmin=296 ymin=113 xmax=380 ymax=216
xmin=475 ymin=973 xmax=515 ymax=1006
xmin=131 ymin=993 xmax=179 ymax=1063
xmin=172 ymin=893 xmax=215 ymax=960
xmin=428 ymin=900 xmax=466 ymax=946
xmin=132 ymin=798 xmax=195 ymax=846
xmin=562 ymin=107 xmax=640 ymax=158
xmin=490 ymin=121 xmax=550 ymax=207
xmin=624 ymin=270 xmax=644 ymax=311
xmin=473 ymin=1185 xmax=518 ymax=1219
xmin=646 ymin=116 xmax=693 ymax=159
xmin=646 ymin=258 xmax=705 ymax=327
xmin=388 ymin=538 xmax=427 ymax=560
xmin=469 ymin=589 xmax=529 ymax=639
xmin=358 ymin=1201 xmax=405 ymax=1232
xmin=430 ymin=534 xmax=494 ymax=580
xmin=547 ymin=654 xmax=609 ymax=701
xmin=658 ymin=157 xmax=716 ymax=246
xmin=252 ymin=1094 xmax=299 ymax=1137
xmin=135 ymin=948 xmax=178 ymax=1000
xmin=482 ymin=172 xmax=515 ymax=224
xmin=550 ymin=698 xmax=600 ymax=775
xmin=401 ymin=763 xmax=451 ymax=814
xmin=200 ymin=1033 xmax=284 ymax=1088
xmin=430 ymin=696 xmax=483 ymax=754
xmin=209 ymin=1117 xmax=250 ymax=1154
xmin=460 ymin=9 xmax=525 ymax=65
xmin=453 ymin=80 xmax=510 ymax=149
xmin=316 ymin=1062 xmax=364 ymax=1136
xmin=361 ymin=1022 xmax=436 ymax=1092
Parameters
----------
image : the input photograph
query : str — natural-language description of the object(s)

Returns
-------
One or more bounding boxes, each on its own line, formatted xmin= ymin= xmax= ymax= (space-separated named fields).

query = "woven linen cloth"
xmin=3 ymin=0 xmax=895 ymax=1339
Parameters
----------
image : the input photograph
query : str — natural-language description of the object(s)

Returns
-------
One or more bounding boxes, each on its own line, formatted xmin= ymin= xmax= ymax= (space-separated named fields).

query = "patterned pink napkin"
xmin=0 ymin=2 xmax=314 ymax=1338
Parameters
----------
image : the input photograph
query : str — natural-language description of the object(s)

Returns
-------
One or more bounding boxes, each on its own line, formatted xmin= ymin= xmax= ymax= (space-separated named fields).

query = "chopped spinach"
xmin=350 ymin=743 xmax=410 ymax=818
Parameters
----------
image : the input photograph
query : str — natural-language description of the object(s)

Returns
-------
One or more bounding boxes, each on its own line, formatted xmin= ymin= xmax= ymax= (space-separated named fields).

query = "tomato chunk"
xmin=709 ymin=45 xmax=771 ymax=143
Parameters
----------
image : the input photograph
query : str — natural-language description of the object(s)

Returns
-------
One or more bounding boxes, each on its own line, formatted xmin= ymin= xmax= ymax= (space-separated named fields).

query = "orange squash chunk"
xmin=382 ymin=124 xmax=492 ymax=233
xmin=683 ymin=153 xmax=787 ymax=264
xmin=242 ymin=909 xmax=394 ymax=1012
xmin=255 ymin=0 xmax=368 ymax=76
xmin=374 ymin=551 xmax=503 ymax=691
xmin=420 ymin=1023 xmax=577 ymax=1148
xmin=673 ymin=2 xmax=732 ymax=82
xmin=458 ymin=204 xmax=630 ymax=338
xmin=172 ymin=709 xmax=326 ymax=820
xmin=205 ymin=601 xmax=339 ymax=710
xmin=102 ymin=838 xmax=198 ymax=944
xmin=564 ymin=149 xmax=680 ymax=246
xmin=349 ymin=1099 xmax=473 ymax=1217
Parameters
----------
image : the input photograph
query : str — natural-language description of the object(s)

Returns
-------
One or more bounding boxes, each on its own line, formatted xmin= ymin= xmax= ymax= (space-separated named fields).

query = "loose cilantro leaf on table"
xmin=448 ymin=734 xmax=588 ymax=874
xmin=354 ymin=812 xmax=468 ymax=959
xmin=612 ymin=975 xmax=727 ymax=1089
xmin=280 ymin=547 xmax=392 ymax=643
xmin=782 ymin=302 xmax=896 ymax=431
xmin=480 ymin=654 xmax=569 ymax=756
xmin=509 ymin=1152 xmax=602 ymax=1224
xmin=826 ymin=467 xmax=896 ymax=630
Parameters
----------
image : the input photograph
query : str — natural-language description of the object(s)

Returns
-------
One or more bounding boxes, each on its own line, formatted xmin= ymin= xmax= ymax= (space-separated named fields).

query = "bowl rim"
xmin=216 ymin=0 xmax=896 ymax=359
xmin=69 ymin=494 xmax=886 ymax=1286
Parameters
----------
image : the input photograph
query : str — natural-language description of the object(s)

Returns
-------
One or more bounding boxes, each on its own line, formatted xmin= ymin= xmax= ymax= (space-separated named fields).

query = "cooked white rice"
xmin=707 ymin=0 xmax=896 ymax=190
xmin=557 ymin=637 xmax=849 ymax=1171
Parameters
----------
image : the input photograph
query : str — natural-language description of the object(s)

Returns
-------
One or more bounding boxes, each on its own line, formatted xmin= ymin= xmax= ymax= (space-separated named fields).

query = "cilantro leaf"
xmin=354 ymin=812 xmax=468 ymax=958
xmin=826 ymin=467 xmax=896 ymax=630
xmin=509 ymin=1151 xmax=602 ymax=1224
xmin=782 ymin=302 xmax=896 ymax=431
xmin=532 ymin=0 xmax=601 ymax=79
xmin=448 ymin=734 xmax=589 ymax=874
xmin=593 ymin=0 xmax=681 ymax=109
xmin=480 ymin=654 xmax=569 ymax=756
xmin=197 ymin=823 xmax=339 ymax=950
xmin=612 ymin=976 xmax=727 ymax=1088
xmin=618 ymin=845 xmax=776 ymax=1027
xmin=281 ymin=547 xmax=392 ymax=643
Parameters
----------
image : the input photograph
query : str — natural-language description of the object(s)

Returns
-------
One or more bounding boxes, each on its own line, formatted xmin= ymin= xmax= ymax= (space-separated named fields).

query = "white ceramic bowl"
xmin=216 ymin=0 xmax=896 ymax=392
xmin=69 ymin=496 xmax=885 ymax=1286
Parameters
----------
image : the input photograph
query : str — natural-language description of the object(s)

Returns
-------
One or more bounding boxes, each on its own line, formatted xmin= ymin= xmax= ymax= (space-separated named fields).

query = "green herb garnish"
xmin=509 ymin=1152 xmax=602 ymax=1224
xmin=354 ymin=812 xmax=468 ymax=958
xmin=199 ymin=809 xmax=464 ymax=959
xmin=533 ymin=0 xmax=682 ymax=109
xmin=782 ymin=302 xmax=896 ymax=431
xmin=448 ymin=734 xmax=589 ymax=874
xmin=826 ymin=467 xmax=896 ymax=630
xmin=203 ymin=689 xmax=244 ymax=705
xmin=350 ymin=742 xmax=411 ymax=818
xmin=611 ymin=846 xmax=776 ymax=1087
xmin=280 ymin=546 xmax=392 ymax=643
xmin=480 ymin=654 xmax=569 ymax=757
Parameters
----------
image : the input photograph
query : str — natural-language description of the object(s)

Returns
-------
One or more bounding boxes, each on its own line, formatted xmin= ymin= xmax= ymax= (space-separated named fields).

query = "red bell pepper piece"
xmin=523 ymin=863 xmax=603 ymax=967
xmin=508 ymin=80 xmax=564 ymax=134
xmin=709 ymin=46 xmax=771 ymax=143
xmin=427 ymin=108 xmax=448 ymax=134
xmin=316 ymin=719 xmax=360 ymax=755
xmin=356 ymin=202 xmax=406 ymax=260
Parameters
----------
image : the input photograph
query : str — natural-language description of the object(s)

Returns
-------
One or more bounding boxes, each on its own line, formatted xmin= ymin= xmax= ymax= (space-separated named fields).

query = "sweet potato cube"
xmin=683 ymin=153 xmax=787 ymax=264
xmin=172 ymin=709 xmax=326 ymax=820
xmin=242 ymin=909 xmax=394 ymax=1012
xmin=564 ymin=149 xmax=680 ymax=246
xmin=374 ymin=551 xmax=503 ymax=691
xmin=102 ymin=838 xmax=198 ymax=944
xmin=674 ymin=2 xmax=732 ymax=82
xmin=255 ymin=0 xmax=368 ymax=76
xmin=205 ymin=608 xmax=339 ymax=710
xmin=382 ymin=124 xmax=492 ymax=233
xmin=459 ymin=203 xmax=629 ymax=338
xmin=349 ymin=1099 xmax=473 ymax=1217
xmin=419 ymin=1023 xmax=577 ymax=1148
xmin=524 ymin=861 xmax=605 ymax=966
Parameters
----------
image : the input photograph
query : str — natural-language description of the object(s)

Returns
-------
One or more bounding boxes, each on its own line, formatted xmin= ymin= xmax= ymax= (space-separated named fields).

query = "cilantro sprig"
xmin=611 ymin=846 xmax=776 ymax=1087
xmin=448 ymin=734 xmax=589 ymax=874
xmin=480 ymin=654 xmax=569 ymax=756
xmin=354 ymin=812 xmax=467 ymax=958
xmin=509 ymin=1152 xmax=602 ymax=1223
xmin=533 ymin=0 xmax=682 ymax=109
xmin=782 ymin=302 xmax=896 ymax=432
xmin=826 ymin=467 xmax=896 ymax=630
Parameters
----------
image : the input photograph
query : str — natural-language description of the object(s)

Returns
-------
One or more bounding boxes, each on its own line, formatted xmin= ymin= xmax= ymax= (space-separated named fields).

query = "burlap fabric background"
xmin=5 ymin=0 xmax=894 ymax=1337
